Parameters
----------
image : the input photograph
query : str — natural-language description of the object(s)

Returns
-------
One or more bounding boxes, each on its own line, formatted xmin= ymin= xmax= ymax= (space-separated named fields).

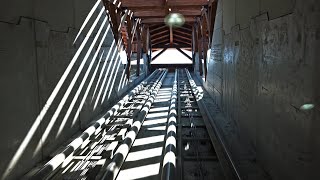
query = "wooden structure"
xmin=102 ymin=0 xmax=217 ymax=80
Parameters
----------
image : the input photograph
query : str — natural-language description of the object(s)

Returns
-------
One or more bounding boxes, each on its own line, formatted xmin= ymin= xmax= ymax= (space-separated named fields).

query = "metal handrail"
xmin=100 ymin=69 xmax=168 ymax=180
xmin=161 ymin=69 xmax=178 ymax=180
xmin=31 ymin=70 xmax=160 ymax=179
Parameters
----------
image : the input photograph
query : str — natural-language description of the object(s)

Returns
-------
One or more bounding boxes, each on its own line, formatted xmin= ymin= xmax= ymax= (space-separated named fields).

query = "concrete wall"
xmin=202 ymin=0 xmax=320 ymax=179
xmin=0 ymin=0 xmax=146 ymax=179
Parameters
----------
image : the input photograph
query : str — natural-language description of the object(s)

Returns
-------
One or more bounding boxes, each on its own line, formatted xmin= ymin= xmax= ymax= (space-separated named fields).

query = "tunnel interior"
xmin=0 ymin=0 xmax=319 ymax=180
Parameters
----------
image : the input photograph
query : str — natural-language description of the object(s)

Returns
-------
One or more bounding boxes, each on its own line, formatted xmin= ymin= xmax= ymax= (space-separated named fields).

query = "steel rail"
xmin=185 ymin=69 xmax=242 ymax=180
xmin=31 ymin=70 xmax=161 ymax=179
xmin=161 ymin=69 xmax=178 ymax=180
xmin=100 ymin=69 xmax=168 ymax=180
xmin=177 ymin=69 xmax=183 ymax=180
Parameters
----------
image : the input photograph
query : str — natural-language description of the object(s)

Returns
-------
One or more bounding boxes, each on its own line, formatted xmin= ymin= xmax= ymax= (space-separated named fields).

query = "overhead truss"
xmin=102 ymin=0 xmax=218 ymax=80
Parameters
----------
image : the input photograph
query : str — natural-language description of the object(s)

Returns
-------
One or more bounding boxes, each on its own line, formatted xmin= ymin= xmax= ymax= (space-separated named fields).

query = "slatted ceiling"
xmin=134 ymin=10 xmax=167 ymax=17
xmin=121 ymin=0 xmax=164 ymax=7
xmin=166 ymin=0 xmax=208 ymax=6
xmin=173 ymin=9 xmax=202 ymax=16
xmin=150 ymin=24 xmax=167 ymax=32
xmin=173 ymin=30 xmax=191 ymax=37
xmin=151 ymin=31 xmax=169 ymax=42
xmin=151 ymin=31 xmax=169 ymax=38
xmin=152 ymin=35 xmax=170 ymax=43
xmin=174 ymin=41 xmax=191 ymax=47
xmin=107 ymin=0 xmax=215 ymax=49
xmin=174 ymin=35 xmax=191 ymax=42
xmin=152 ymin=39 xmax=170 ymax=47
xmin=153 ymin=39 xmax=170 ymax=46
xmin=174 ymin=37 xmax=191 ymax=44
xmin=142 ymin=17 xmax=196 ymax=24
xmin=135 ymin=12 xmax=200 ymax=18
xmin=141 ymin=14 xmax=198 ymax=23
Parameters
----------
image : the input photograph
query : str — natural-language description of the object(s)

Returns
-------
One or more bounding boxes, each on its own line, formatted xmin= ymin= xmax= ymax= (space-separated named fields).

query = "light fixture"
xmin=164 ymin=13 xmax=185 ymax=28
xmin=300 ymin=103 xmax=315 ymax=110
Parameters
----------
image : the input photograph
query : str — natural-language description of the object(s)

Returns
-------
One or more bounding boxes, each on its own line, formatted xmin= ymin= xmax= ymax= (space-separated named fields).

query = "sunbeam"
xmin=34 ymin=15 xmax=108 ymax=156
xmin=93 ymin=42 xmax=121 ymax=110
xmin=107 ymin=55 xmax=122 ymax=100
xmin=72 ymin=49 xmax=108 ymax=126
xmin=91 ymin=40 xmax=115 ymax=101
xmin=1 ymin=6 xmax=107 ymax=180
xmin=117 ymin=67 xmax=126 ymax=92
xmin=100 ymin=52 xmax=121 ymax=103
xmin=73 ymin=0 xmax=101 ymax=44
xmin=56 ymin=23 xmax=111 ymax=137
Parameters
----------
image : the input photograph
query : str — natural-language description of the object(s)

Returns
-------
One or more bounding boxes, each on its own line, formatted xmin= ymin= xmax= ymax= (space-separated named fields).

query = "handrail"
xmin=100 ymin=69 xmax=168 ymax=180
xmin=31 ymin=70 xmax=160 ymax=179
xmin=161 ymin=69 xmax=178 ymax=180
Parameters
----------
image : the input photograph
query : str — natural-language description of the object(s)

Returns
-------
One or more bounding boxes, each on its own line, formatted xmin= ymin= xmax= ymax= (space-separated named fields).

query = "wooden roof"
xmin=102 ymin=0 xmax=217 ymax=80
xmin=119 ymin=0 xmax=213 ymax=49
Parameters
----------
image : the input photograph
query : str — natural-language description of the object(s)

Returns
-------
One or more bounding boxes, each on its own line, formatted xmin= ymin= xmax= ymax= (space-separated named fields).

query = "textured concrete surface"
xmin=222 ymin=0 xmax=295 ymax=34
xmin=199 ymin=0 xmax=320 ymax=179
xmin=0 ymin=1 xmax=146 ymax=179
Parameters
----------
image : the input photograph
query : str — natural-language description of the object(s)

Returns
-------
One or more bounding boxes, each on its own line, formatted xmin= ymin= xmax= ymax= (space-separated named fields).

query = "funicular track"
xmin=175 ymin=69 xmax=238 ymax=180
xmin=28 ymin=68 xmax=239 ymax=180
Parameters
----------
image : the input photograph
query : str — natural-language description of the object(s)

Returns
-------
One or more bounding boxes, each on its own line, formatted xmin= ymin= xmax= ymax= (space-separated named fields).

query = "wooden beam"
xmin=105 ymin=1 xmax=121 ymax=42
xmin=152 ymin=38 xmax=170 ymax=46
xmin=125 ymin=39 xmax=132 ymax=80
xmin=142 ymin=25 xmax=147 ymax=53
xmin=192 ymin=27 xmax=195 ymax=66
xmin=196 ymin=22 xmax=203 ymax=76
xmin=200 ymin=15 xmax=209 ymax=80
xmin=125 ymin=14 xmax=134 ymax=80
xmin=150 ymin=25 xmax=167 ymax=33
xmin=173 ymin=34 xmax=192 ymax=42
xmin=134 ymin=10 xmax=166 ymax=17
xmin=176 ymin=48 xmax=192 ymax=60
xmin=171 ymin=9 xmax=201 ymax=16
xmin=134 ymin=11 xmax=201 ymax=18
xmin=136 ymin=24 xmax=141 ymax=76
xmin=121 ymin=0 xmax=164 ymax=7
xmin=131 ymin=18 xmax=139 ymax=43
xmin=208 ymin=0 xmax=217 ymax=6
xmin=209 ymin=2 xmax=217 ymax=47
xmin=142 ymin=17 xmax=195 ymax=24
xmin=151 ymin=34 xmax=170 ymax=43
xmin=167 ymin=0 xmax=208 ymax=6
xmin=127 ymin=5 xmax=205 ymax=11
xmin=151 ymin=30 xmax=170 ymax=39
xmin=193 ymin=25 xmax=198 ymax=52
xmin=173 ymin=29 xmax=192 ymax=37
xmin=202 ymin=39 xmax=208 ymax=80
xmin=152 ymin=44 xmax=189 ymax=48
xmin=170 ymin=26 xmax=173 ymax=46
xmin=173 ymin=38 xmax=191 ymax=46
xmin=152 ymin=48 xmax=167 ymax=61
xmin=176 ymin=26 xmax=193 ymax=32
